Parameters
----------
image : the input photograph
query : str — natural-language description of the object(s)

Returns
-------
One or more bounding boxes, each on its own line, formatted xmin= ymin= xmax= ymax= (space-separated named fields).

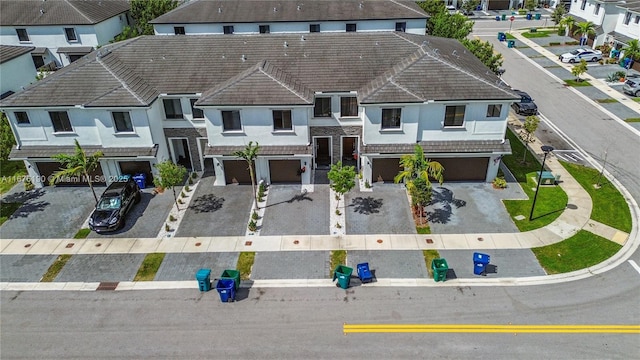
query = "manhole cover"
xmin=426 ymin=238 xmax=433 ymax=244
xmin=245 ymin=241 xmax=252 ymax=246
xmin=195 ymin=242 xmax=202 ymax=247
xmin=566 ymin=204 xmax=578 ymax=209
xmin=377 ymin=239 xmax=383 ymax=244
xmin=97 ymin=282 xmax=119 ymax=291
xmin=293 ymin=240 xmax=299 ymax=245
xmin=24 ymin=244 xmax=31 ymax=248
xmin=95 ymin=243 xmax=101 ymax=247
xmin=65 ymin=243 xmax=74 ymax=248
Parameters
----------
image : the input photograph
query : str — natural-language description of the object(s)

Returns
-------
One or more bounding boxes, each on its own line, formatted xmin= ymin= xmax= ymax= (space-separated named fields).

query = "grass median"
xmin=1 ymin=201 xmax=22 ymax=226
xmin=41 ymin=255 xmax=72 ymax=282
xmin=237 ymin=252 xmax=255 ymax=281
xmin=134 ymin=253 xmax=165 ymax=281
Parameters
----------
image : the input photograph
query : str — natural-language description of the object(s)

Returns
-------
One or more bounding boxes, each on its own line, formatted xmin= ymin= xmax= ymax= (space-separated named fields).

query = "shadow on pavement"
xmin=3 ymin=189 xmax=50 ymax=219
xmin=445 ymin=268 xmax=458 ymax=280
xmin=349 ymin=196 xmax=383 ymax=214
xmin=427 ymin=187 xmax=467 ymax=225
xmin=190 ymin=193 xmax=225 ymax=213
xmin=265 ymin=191 xmax=313 ymax=208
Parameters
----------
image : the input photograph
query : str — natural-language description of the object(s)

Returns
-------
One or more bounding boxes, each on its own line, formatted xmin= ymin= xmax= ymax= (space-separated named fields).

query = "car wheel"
xmin=569 ymin=59 xmax=575 ymax=63
xmin=591 ymin=57 xmax=598 ymax=62
xmin=134 ymin=192 xmax=141 ymax=204
xmin=635 ymin=90 xmax=640 ymax=97
xmin=118 ymin=218 xmax=125 ymax=230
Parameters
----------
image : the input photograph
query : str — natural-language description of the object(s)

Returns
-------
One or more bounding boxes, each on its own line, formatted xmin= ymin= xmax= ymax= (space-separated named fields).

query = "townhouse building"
xmin=0 ymin=45 xmax=37 ymax=99
xmin=0 ymin=32 xmax=517 ymax=189
xmin=568 ymin=0 xmax=640 ymax=48
xmin=150 ymin=0 xmax=428 ymax=36
xmin=0 ymin=0 xmax=131 ymax=70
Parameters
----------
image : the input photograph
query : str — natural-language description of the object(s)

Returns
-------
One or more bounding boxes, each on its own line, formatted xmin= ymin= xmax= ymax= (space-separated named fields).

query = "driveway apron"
xmin=251 ymin=251 xmax=329 ymax=280
xmin=53 ymin=254 xmax=145 ymax=282
xmin=260 ymin=185 xmax=330 ymax=236
xmin=438 ymin=249 xmax=547 ymax=278
xmin=345 ymin=184 xmax=415 ymax=234
xmin=346 ymin=250 xmax=429 ymax=279
xmin=0 ymin=255 xmax=57 ymax=282
xmin=154 ymin=252 xmax=239 ymax=281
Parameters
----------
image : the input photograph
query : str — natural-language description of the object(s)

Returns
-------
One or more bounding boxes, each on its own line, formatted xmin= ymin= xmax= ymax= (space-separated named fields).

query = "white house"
xmin=608 ymin=2 xmax=640 ymax=49
xmin=0 ymin=0 xmax=131 ymax=69
xmin=0 ymin=32 xmax=517 ymax=188
xmin=567 ymin=0 xmax=640 ymax=48
xmin=0 ymin=45 xmax=37 ymax=99
xmin=151 ymin=0 xmax=428 ymax=36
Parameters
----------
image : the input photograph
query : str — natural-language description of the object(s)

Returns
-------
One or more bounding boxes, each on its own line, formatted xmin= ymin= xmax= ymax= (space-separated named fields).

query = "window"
xmin=346 ymin=23 xmax=357 ymax=32
xmin=395 ymin=22 xmax=406 ymax=32
xmin=272 ymin=110 xmax=292 ymax=131
xmin=340 ymin=97 xmax=358 ymax=117
xmin=310 ymin=24 xmax=320 ymax=32
xmin=69 ymin=54 xmax=83 ymax=63
xmin=259 ymin=25 xmax=270 ymax=34
xmin=624 ymin=12 xmax=632 ymax=25
xmin=580 ymin=0 xmax=586 ymax=10
xmin=222 ymin=110 xmax=242 ymax=131
xmin=16 ymin=28 xmax=29 ymax=42
xmin=64 ymin=28 xmax=77 ymax=42
xmin=112 ymin=112 xmax=133 ymax=132
xmin=163 ymin=99 xmax=183 ymax=119
xmin=174 ymin=26 xmax=185 ymax=35
xmin=486 ymin=104 xmax=502 ymax=117
xmin=49 ymin=111 xmax=73 ymax=132
xmin=190 ymin=99 xmax=204 ymax=119
xmin=636 ymin=16 xmax=640 ymax=24
xmin=314 ymin=98 xmax=331 ymax=117
xmin=223 ymin=25 xmax=234 ymax=34
xmin=444 ymin=105 xmax=465 ymax=127
xmin=594 ymin=4 xmax=600 ymax=15
xmin=32 ymin=55 xmax=45 ymax=69
xmin=15 ymin=112 xmax=30 ymax=124
xmin=381 ymin=108 xmax=401 ymax=129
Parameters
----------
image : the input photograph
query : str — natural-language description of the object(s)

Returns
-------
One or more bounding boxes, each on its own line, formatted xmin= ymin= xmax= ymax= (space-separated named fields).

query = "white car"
xmin=559 ymin=48 xmax=603 ymax=63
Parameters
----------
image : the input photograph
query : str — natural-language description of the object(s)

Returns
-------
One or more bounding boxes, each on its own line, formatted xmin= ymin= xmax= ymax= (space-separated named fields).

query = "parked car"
xmin=559 ymin=48 xmax=603 ymax=63
xmin=461 ymin=9 xmax=474 ymax=16
xmin=89 ymin=178 xmax=141 ymax=233
xmin=511 ymin=89 xmax=538 ymax=116
xmin=623 ymin=77 xmax=640 ymax=97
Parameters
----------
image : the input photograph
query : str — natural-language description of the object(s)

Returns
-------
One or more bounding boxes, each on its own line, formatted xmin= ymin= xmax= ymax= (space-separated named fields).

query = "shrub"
xmin=565 ymin=41 xmax=580 ymax=46
xmin=248 ymin=220 xmax=257 ymax=232
xmin=259 ymin=182 xmax=266 ymax=193
xmin=336 ymin=222 xmax=342 ymax=229
xmin=518 ymin=9 xmax=527 ymax=15
xmin=364 ymin=180 xmax=371 ymax=189
xmin=191 ymin=172 xmax=197 ymax=179
xmin=557 ymin=26 xmax=565 ymax=36
xmin=335 ymin=209 xmax=341 ymax=216
xmin=169 ymin=214 xmax=176 ymax=222
xmin=180 ymin=191 xmax=186 ymax=198
xmin=185 ymin=185 xmax=190 ymax=192
xmin=493 ymin=177 xmax=508 ymax=189
xmin=252 ymin=211 xmax=259 ymax=220
xmin=549 ymin=42 xmax=561 ymax=46
xmin=188 ymin=178 xmax=193 ymax=185
xmin=24 ymin=177 xmax=34 ymax=191
xmin=165 ymin=223 xmax=171 ymax=232
xmin=178 ymin=198 xmax=184 ymax=204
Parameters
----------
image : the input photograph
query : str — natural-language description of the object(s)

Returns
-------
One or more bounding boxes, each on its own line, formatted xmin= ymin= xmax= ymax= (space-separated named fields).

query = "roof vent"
xmin=283 ymin=41 xmax=288 ymax=47
xmin=300 ymin=35 xmax=305 ymax=41
xmin=221 ymin=54 xmax=225 ymax=59
xmin=273 ymin=7 xmax=277 ymax=12
xmin=375 ymin=41 xmax=379 ymax=46
xmin=218 ymin=7 xmax=222 ymax=13
xmin=452 ymin=50 xmax=457 ymax=56
xmin=359 ymin=2 xmax=363 ymax=8
xmin=297 ymin=5 xmax=301 ymax=11
xmin=241 ymin=54 xmax=247 ymax=61
xmin=39 ymin=8 xmax=45 ymax=14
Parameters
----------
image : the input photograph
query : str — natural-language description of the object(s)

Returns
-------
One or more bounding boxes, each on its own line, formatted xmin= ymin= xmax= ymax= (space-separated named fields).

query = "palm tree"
xmin=51 ymin=139 xmax=103 ymax=204
xmin=622 ymin=39 xmax=640 ymax=78
xmin=551 ymin=6 xmax=566 ymax=28
xmin=394 ymin=144 xmax=444 ymax=221
xmin=573 ymin=21 xmax=596 ymax=48
xmin=233 ymin=141 xmax=260 ymax=209
xmin=559 ymin=16 xmax=575 ymax=37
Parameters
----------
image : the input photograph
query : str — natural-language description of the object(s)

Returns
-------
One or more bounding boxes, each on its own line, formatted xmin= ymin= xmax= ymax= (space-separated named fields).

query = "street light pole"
xmin=529 ymin=145 xmax=554 ymax=221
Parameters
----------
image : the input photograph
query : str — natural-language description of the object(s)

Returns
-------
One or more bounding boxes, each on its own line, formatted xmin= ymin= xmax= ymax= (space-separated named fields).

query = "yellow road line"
xmin=343 ymin=324 xmax=640 ymax=334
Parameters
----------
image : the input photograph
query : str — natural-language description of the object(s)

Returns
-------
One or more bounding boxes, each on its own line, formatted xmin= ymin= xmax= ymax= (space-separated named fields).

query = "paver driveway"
xmin=260 ymin=185 xmax=330 ymax=236
xmin=344 ymin=184 xmax=415 ymax=234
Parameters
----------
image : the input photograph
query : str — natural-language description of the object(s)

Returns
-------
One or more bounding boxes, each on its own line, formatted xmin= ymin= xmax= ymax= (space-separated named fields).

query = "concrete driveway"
xmin=345 ymin=184 xmax=415 ymax=234
xmin=1 ymin=185 xmax=99 ymax=239
xmin=260 ymin=185 xmax=330 ymax=236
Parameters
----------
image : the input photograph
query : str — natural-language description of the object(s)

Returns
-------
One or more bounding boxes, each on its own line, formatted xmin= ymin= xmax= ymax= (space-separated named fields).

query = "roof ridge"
xmin=64 ymin=0 xmax=93 ymax=23
xmin=95 ymin=53 xmax=147 ymax=105
xmin=258 ymin=60 xmax=313 ymax=104
xmin=389 ymin=0 xmax=429 ymax=17
xmin=199 ymin=61 xmax=265 ymax=102
xmin=359 ymin=46 xmax=426 ymax=101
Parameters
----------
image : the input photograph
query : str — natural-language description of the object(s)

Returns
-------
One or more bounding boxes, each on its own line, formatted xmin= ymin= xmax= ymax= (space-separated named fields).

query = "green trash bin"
xmin=431 ymin=258 xmax=448 ymax=282
xmin=332 ymin=265 xmax=353 ymax=289
xmin=501 ymin=14 xmax=506 ymax=21
xmin=535 ymin=13 xmax=541 ymax=20
xmin=530 ymin=27 xmax=537 ymax=33
xmin=220 ymin=269 xmax=241 ymax=291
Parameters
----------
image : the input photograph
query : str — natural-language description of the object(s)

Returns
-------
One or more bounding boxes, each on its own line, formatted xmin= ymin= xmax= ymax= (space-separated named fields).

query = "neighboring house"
xmin=567 ymin=0 xmax=621 ymax=47
xmin=0 ymin=0 xmax=131 ymax=70
xmin=150 ymin=0 xmax=428 ymax=36
xmin=608 ymin=2 xmax=640 ymax=49
xmin=0 ymin=33 xmax=517 ymax=189
xmin=0 ymin=45 xmax=37 ymax=99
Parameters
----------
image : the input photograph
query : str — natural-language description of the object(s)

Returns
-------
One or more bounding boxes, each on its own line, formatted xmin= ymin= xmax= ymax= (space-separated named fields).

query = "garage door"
xmin=372 ymin=158 xmax=400 ymax=183
xmin=269 ymin=160 xmax=300 ymax=183
xmin=119 ymin=161 xmax=153 ymax=182
xmin=223 ymin=160 xmax=252 ymax=184
xmin=36 ymin=161 xmax=105 ymax=186
xmin=432 ymin=158 xmax=488 ymax=181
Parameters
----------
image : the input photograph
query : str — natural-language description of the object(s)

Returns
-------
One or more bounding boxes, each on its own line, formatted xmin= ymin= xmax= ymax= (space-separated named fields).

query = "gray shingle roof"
xmin=362 ymin=140 xmax=512 ymax=154
xmin=150 ymin=0 xmax=427 ymax=24
xmin=205 ymin=144 xmax=313 ymax=156
xmin=0 ymin=45 xmax=34 ymax=64
xmin=9 ymin=144 xmax=158 ymax=159
xmin=0 ymin=32 xmax=518 ymax=108
xmin=618 ymin=0 xmax=640 ymax=13
xmin=0 ymin=0 xmax=131 ymax=26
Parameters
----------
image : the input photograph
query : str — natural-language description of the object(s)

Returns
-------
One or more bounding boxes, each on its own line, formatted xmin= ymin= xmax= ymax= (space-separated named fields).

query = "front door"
xmin=314 ymin=137 xmax=331 ymax=169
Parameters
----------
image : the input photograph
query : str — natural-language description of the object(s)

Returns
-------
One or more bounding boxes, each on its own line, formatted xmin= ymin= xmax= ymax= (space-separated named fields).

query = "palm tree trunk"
xmin=172 ymin=187 xmax=180 ymax=211
xmin=85 ymin=170 xmax=98 ymax=204
xmin=249 ymin=165 xmax=257 ymax=210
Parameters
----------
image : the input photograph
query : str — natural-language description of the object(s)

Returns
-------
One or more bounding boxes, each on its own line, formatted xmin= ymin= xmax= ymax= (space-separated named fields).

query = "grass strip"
xmin=0 ymin=201 xmax=22 ymax=226
xmin=595 ymin=98 xmax=618 ymax=103
xmin=423 ymin=250 xmax=440 ymax=278
xmin=532 ymin=230 xmax=621 ymax=274
xmin=0 ymin=160 xmax=27 ymax=194
xmin=73 ymin=228 xmax=91 ymax=239
xmin=237 ymin=252 xmax=255 ymax=280
xmin=564 ymin=79 xmax=592 ymax=87
xmin=329 ymin=250 xmax=347 ymax=277
xmin=625 ymin=117 xmax=640 ymax=122
xmin=41 ymin=255 xmax=72 ymax=282
xmin=560 ymin=162 xmax=631 ymax=232
xmin=416 ymin=225 xmax=431 ymax=234
xmin=134 ymin=253 xmax=165 ymax=281
xmin=522 ymin=31 xmax=550 ymax=38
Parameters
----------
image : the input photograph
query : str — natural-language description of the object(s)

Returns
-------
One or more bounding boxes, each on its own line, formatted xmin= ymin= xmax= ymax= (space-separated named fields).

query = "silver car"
xmin=623 ymin=77 xmax=640 ymax=97
xmin=559 ymin=48 xmax=603 ymax=63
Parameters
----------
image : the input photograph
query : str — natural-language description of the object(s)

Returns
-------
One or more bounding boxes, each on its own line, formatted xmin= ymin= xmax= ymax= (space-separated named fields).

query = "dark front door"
xmin=315 ymin=137 xmax=331 ymax=169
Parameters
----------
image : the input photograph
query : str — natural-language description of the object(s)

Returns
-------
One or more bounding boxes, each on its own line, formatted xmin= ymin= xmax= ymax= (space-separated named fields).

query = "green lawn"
xmin=0 ymin=201 xmax=21 ymax=226
xmin=423 ymin=250 xmax=440 ymax=278
xmin=330 ymin=250 xmax=347 ymax=277
xmin=134 ymin=253 xmax=165 ymax=281
xmin=73 ymin=228 xmax=91 ymax=239
xmin=595 ymin=98 xmax=618 ymax=103
xmin=41 ymin=255 xmax=72 ymax=282
xmin=564 ymin=79 xmax=592 ymax=87
xmin=560 ymin=162 xmax=632 ymax=232
xmin=505 ymin=33 xmax=516 ymax=40
xmin=532 ymin=230 xmax=621 ymax=274
xmin=237 ymin=252 xmax=255 ymax=280
xmin=625 ymin=117 xmax=640 ymax=122
xmin=0 ymin=160 xmax=26 ymax=194
xmin=522 ymin=31 xmax=550 ymax=38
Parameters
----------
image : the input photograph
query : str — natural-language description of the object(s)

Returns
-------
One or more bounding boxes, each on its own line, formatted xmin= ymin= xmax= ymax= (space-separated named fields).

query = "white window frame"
xmin=49 ymin=111 xmax=74 ymax=133
xmin=64 ymin=27 xmax=78 ymax=42
xmin=112 ymin=111 xmax=134 ymax=133
xmin=272 ymin=109 xmax=293 ymax=132
xmin=443 ymin=105 xmax=466 ymax=128
xmin=221 ymin=110 xmax=243 ymax=132
xmin=381 ymin=108 xmax=402 ymax=131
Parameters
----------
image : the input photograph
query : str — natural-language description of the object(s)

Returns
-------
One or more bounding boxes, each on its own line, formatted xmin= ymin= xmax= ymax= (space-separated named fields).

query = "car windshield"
xmin=570 ymin=50 xmax=580 ymax=55
xmin=97 ymin=196 xmax=121 ymax=210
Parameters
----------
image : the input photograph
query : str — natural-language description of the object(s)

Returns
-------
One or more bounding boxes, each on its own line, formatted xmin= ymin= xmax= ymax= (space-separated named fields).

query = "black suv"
xmin=511 ymin=89 xmax=538 ymax=116
xmin=89 ymin=178 xmax=141 ymax=233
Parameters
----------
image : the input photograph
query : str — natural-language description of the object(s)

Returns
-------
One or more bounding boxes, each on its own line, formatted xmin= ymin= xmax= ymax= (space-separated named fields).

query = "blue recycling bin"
xmin=356 ymin=262 xmax=373 ymax=283
xmin=195 ymin=268 xmax=211 ymax=292
xmin=495 ymin=16 xmax=500 ymax=21
xmin=526 ymin=13 xmax=532 ymax=20
xmin=473 ymin=252 xmax=490 ymax=276
xmin=216 ymin=279 xmax=236 ymax=302
xmin=498 ymin=32 xmax=506 ymax=41
xmin=507 ymin=40 xmax=515 ymax=48
xmin=132 ymin=173 xmax=146 ymax=189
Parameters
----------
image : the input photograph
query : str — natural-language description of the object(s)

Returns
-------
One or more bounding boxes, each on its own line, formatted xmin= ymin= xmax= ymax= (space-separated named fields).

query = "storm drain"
xmin=96 ymin=282 xmax=119 ymax=291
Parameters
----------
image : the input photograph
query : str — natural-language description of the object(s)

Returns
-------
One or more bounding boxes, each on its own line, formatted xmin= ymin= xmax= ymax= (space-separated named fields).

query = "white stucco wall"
xmin=0 ymin=52 xmax=37 ymax=95
xmin=93 ymin=14 xmax=130 ymax=44
xmin=613 ymin=11 xmax=640 ymax=41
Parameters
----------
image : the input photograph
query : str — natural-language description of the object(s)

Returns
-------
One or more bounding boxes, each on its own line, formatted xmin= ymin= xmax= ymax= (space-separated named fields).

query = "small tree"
xmin=113 ymin=0 xmax=178 ymax=41
xmin=327 ymin=161 xmax=356 ymax=209
xmin=571 ymin=59 xmax=588 ymax=81
xmin=574 ymin=21 xmax=596 ymax=47
xmin=233 ymin=141 xmax=260 ymax=209
xmin=560 ymin=16 xmax=575 ymax=37
xmin=0 ymin=112 xmax=15 ymax=161
xmin=551 ymin=6 xmax=566 ymax=27
xmin=429 ymin=12 xmax=474 ymax=41
xmin=394 ymin=145 xmax=444 ymax=220
xmin=524 ymin=0 xmax=537 ymax=12
xmin=622 ymin=39 xmax=640 ymax=78
xmin=521 ymin=115 xmax=540 ymax=163
xmin=51 ymin=139 xmax=103 ymax=204
xmin=461 ymin=39 xmax=504 ymax=75
xmin=154 ymin=160 xmax=187 ymax=210
xmin=460 ymin=0 xmax=479 ymax=13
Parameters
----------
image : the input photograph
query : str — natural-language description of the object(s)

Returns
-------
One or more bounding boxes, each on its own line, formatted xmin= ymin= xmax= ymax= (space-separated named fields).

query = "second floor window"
xmin=64 ymin=28 xmax=77 ymax=42
xmin=594 ymin=4 xmax=600 ymax=15
xmin=624 ymin=12 xmax=632 ymax=25
xmin=314 ymin=98 xmax=331 ymax=117
xmin=272 ymin=110 xmax=292 ymax=131
xmin=190 ymin=99 xmax=204 ymax=119
xmin=346 ymin=23 xmax=357 ymax=32
xmin=486 ymin=104 xmax=502 ymax=117
xmin=444 ymin=105 xmax=465 ymax=127
xmin=163 ymin=99 xmax=183 ymax=119
xmin=16 ymin=28 xmax=29 ymax=42
xmin=15 ymin=112 xmax=30 ymax=124
xmin=636 ymin=16 xmax=640 ymax=24
xmin=223 ymin=25 xmax=234 ymax=34
xmin=174 ymin=26 xmax=185 ymax=35
xmin=259 ymin=25 xmax=270 ymax=34
xmin=395 ymin=22 xmax=406 ymax=32
xmin=580 ymin=0 xmax=586 ymax=10
xmin=381 ymin=108 xmax=401 ymax=129
xmin=340 ymin=96 xmax=358 ymax=117
xmin=310 ymin=24 xmax=320 ymax=32
xmin=49 ymin=111 xmax=73 ymax=132
xmin=112 ymin=112 xmax=133 ymax=132
xmin=222 ymin=110 xmax=241 ymax=131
